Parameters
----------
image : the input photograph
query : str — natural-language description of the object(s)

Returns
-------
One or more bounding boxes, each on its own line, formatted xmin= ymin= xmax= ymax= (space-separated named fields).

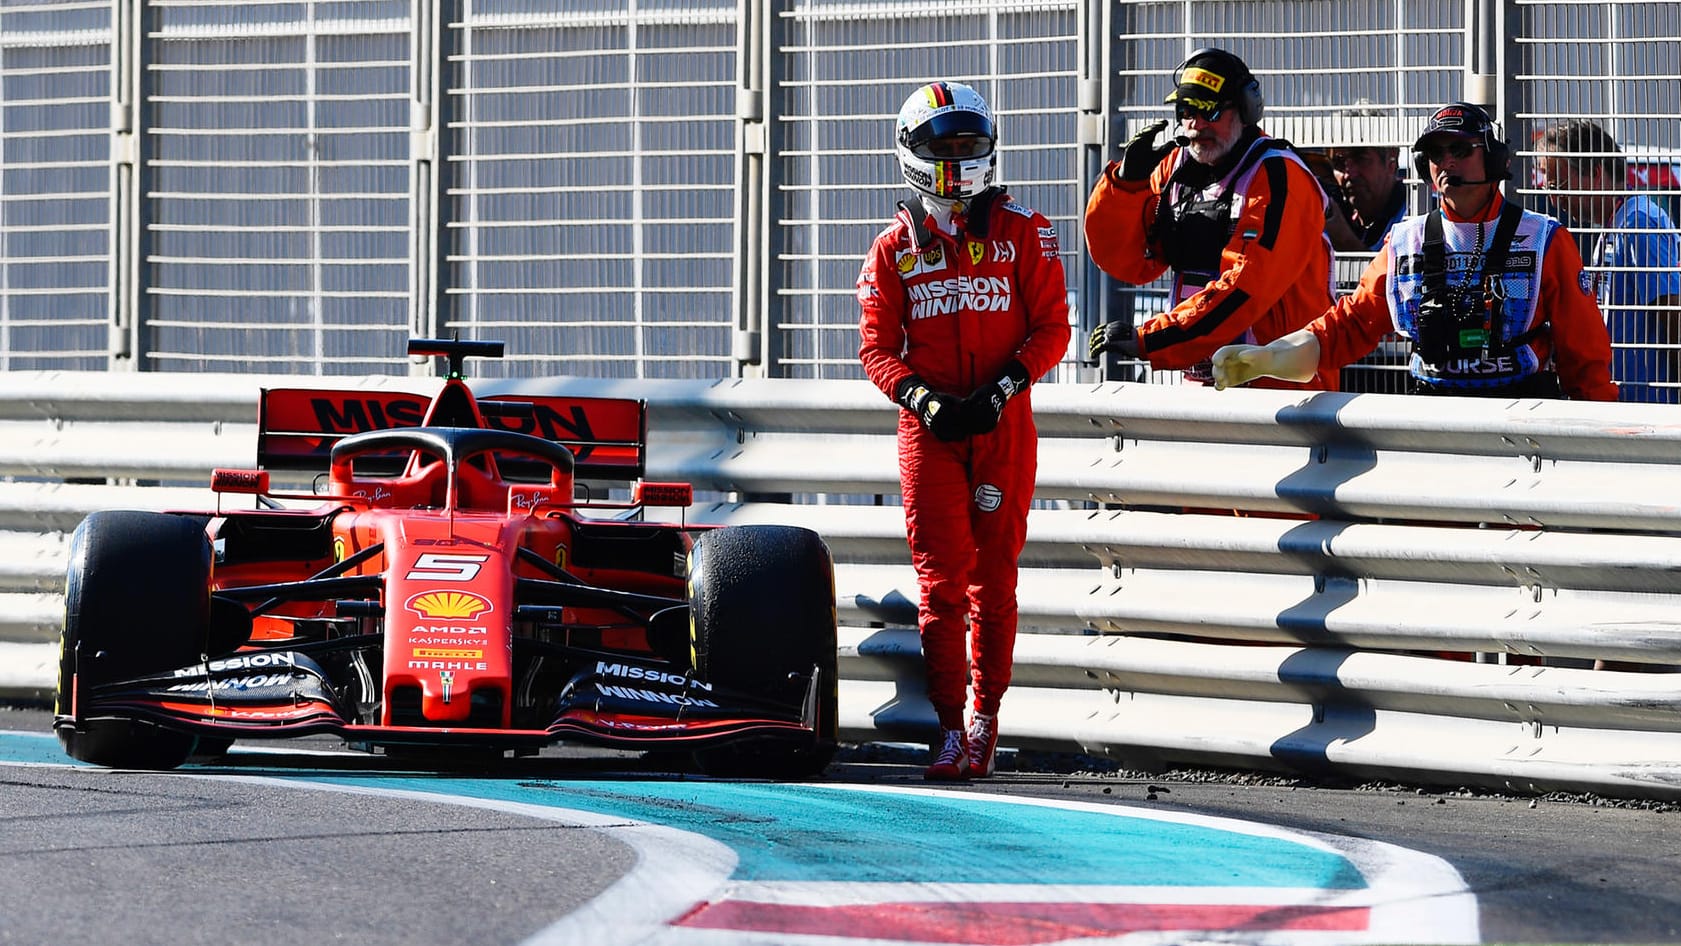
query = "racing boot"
xmin=923 ymin=728 xmax=970 ymax=781
xmin=967 ymin=712 xmax=999 ymax=778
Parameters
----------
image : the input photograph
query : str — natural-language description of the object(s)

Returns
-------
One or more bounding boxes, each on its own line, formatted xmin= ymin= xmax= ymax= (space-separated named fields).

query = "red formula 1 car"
xmin=54 ymin=338 xmax=838 ymax=776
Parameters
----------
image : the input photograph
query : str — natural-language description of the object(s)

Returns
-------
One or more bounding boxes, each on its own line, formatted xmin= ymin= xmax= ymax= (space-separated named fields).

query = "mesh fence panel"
xmin=0 ymin=0 xmax=1676 ymax=385
xmin=1 ymin=0 xmax=111 ymax=370
xmin=440 ymin=0 xmax=739 ymax=380
xmin=143 ymin=0 xmax=411 ymax=374
xmin=1515 ymin=0 xmax=1681 ymax=403
xmin=1111 ymin=0 xmax=1463 ymax=140
xmin=770 ymin=0 xmax=1081 ymax=381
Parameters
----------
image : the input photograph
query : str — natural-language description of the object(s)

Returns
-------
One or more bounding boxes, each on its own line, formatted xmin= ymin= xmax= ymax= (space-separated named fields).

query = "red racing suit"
xmin=857 ymin=189 xmax=1072 ymax=728
xmin=1084 ymin=129 xmax=1338 ymax=389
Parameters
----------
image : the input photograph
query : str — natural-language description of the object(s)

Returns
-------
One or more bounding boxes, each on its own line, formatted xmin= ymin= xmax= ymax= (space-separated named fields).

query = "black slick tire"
xmin=688 ymin=525 xmax=838 ymax=779
xmin=56 ymin=510 xmax=214 ymax=769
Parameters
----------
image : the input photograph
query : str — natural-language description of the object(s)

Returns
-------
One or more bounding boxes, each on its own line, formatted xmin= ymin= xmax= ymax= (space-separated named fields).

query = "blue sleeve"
xmin=1606 ymin=220 xmax=1681 ymax=304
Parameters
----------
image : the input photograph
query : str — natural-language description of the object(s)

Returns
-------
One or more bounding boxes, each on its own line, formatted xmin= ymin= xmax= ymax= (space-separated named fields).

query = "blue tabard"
xmin=1385 ymin=202 xmax=1559 ymax=391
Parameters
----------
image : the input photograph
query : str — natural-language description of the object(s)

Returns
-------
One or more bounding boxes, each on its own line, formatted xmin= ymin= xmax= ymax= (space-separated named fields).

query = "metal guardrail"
xmin=3 ymin=372 xmax=1681 ymax=798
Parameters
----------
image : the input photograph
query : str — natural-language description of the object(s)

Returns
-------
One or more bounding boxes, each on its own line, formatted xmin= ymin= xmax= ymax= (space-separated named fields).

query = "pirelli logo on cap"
xmin=1180 ymin=66 xmax=1226 ymax=93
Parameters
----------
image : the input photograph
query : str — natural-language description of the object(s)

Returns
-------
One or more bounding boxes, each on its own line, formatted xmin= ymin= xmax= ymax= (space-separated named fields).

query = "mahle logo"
xmin=407 ymin=590 xmax=492 ymax=619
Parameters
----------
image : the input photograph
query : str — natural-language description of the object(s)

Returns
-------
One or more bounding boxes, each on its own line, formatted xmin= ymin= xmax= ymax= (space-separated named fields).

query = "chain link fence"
xmin=0 ymin=0 xmax=1676 ymax=389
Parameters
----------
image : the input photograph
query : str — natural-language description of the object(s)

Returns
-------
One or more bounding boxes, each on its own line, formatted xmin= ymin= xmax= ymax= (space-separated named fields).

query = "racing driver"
xmin=858 ymin=80 xmax=1071 ymax=781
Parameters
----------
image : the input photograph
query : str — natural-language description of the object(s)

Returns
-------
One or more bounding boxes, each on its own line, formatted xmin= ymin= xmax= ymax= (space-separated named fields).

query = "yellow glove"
xmin=1211 ymin=345 xmax=1269 ymax=390
xmin=1211 ymin=331 xmax=1323 ymax=390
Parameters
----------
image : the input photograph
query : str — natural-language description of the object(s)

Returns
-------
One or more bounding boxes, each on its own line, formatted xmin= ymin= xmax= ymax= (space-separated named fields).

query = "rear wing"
xmin=257 ymin=388 xmax=646 ymax=481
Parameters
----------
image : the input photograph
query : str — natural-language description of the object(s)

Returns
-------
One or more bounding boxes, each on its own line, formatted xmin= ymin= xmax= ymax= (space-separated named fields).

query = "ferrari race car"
xmin=54 ymin=338 xmax=838 ymax=777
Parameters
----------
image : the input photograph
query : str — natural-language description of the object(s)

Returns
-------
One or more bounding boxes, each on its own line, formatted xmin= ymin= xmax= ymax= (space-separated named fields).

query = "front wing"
xmin=59 ymin=653 xmax=823 ymax=754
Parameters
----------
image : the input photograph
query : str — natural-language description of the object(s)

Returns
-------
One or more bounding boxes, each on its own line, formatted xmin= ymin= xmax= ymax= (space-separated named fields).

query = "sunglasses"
xmin=1175 ymin=101 xmax=1228 ymax=123
xmin=1422 ymin=139 xmax=1482 ymax=163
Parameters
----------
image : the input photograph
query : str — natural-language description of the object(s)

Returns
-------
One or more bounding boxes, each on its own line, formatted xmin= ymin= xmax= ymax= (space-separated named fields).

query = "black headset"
xmin=1172 ymin=47 xmax=1264 ymax=125
xmin=1410 ymin=102 xmax=1511 ymax=183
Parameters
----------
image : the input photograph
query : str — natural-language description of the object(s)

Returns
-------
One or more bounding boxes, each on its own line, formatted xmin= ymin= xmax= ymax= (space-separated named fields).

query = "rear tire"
xmin=57 ymin=510 xmax=215 ymax=770
xmin=688 ymin=525 xmax=838 ymax=779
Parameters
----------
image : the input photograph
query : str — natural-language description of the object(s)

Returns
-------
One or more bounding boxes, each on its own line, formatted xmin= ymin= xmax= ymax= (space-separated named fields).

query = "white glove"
xmin=1211 ymin=331 xmax=1323 ymax=390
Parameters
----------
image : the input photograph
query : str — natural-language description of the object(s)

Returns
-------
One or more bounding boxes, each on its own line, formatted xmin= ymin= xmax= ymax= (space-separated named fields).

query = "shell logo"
xmin=407 ymin=590 xmax=492 ymax=620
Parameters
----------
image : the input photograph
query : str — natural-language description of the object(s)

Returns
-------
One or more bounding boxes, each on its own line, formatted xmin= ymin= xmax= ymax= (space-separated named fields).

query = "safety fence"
xmin=3 ymin=371 xmax=1681 ymax=798
xmin=2 ymin=0 xmax=1678 ymax=389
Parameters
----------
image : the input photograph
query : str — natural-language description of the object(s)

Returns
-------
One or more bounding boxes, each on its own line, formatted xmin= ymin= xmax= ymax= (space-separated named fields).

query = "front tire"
xmin=688 ymin=525 xmax=838 ymax=778
xmin=57 ymin=510 xmax=215 ymax=770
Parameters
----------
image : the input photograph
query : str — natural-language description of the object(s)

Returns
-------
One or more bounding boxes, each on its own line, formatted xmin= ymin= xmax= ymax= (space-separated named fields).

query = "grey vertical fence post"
xmin=1078 ymin=0 xmax=1106 ymax=348
xmin=432 ymin=0 xmax=465 ymax=345
xmin=110 ymin=0 xmax=147 ymax=371
xmin=1497 ymin=0 xmax=1523 ymax=194
xmin=408 ymin=0 xmax=443 ymax=355
xmin=732 ymin=0 xmax=766 ymax=377
xmin=1464 ymin=0 xmax=1506 ymax=204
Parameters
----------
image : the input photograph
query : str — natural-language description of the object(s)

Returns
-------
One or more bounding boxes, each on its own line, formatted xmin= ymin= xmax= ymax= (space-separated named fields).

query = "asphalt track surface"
xmin=3 ymin=705 xmax=1678 ymax=945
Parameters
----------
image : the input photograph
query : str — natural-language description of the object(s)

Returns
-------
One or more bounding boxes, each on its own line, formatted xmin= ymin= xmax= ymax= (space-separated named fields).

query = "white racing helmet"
xmin=895 ymin=81 xmax=997 ymax=201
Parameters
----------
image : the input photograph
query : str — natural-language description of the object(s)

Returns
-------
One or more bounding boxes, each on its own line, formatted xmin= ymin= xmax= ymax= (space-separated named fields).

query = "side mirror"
xmin=211 ymin=468 xmax=270 ymax=495
xmin=634 ymin=481 xmax=693 ymax=508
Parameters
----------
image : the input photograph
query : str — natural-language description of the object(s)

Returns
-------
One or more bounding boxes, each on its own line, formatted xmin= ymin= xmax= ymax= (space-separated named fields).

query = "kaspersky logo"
xmin=407 ymin=590 xmax=492 ymax=619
